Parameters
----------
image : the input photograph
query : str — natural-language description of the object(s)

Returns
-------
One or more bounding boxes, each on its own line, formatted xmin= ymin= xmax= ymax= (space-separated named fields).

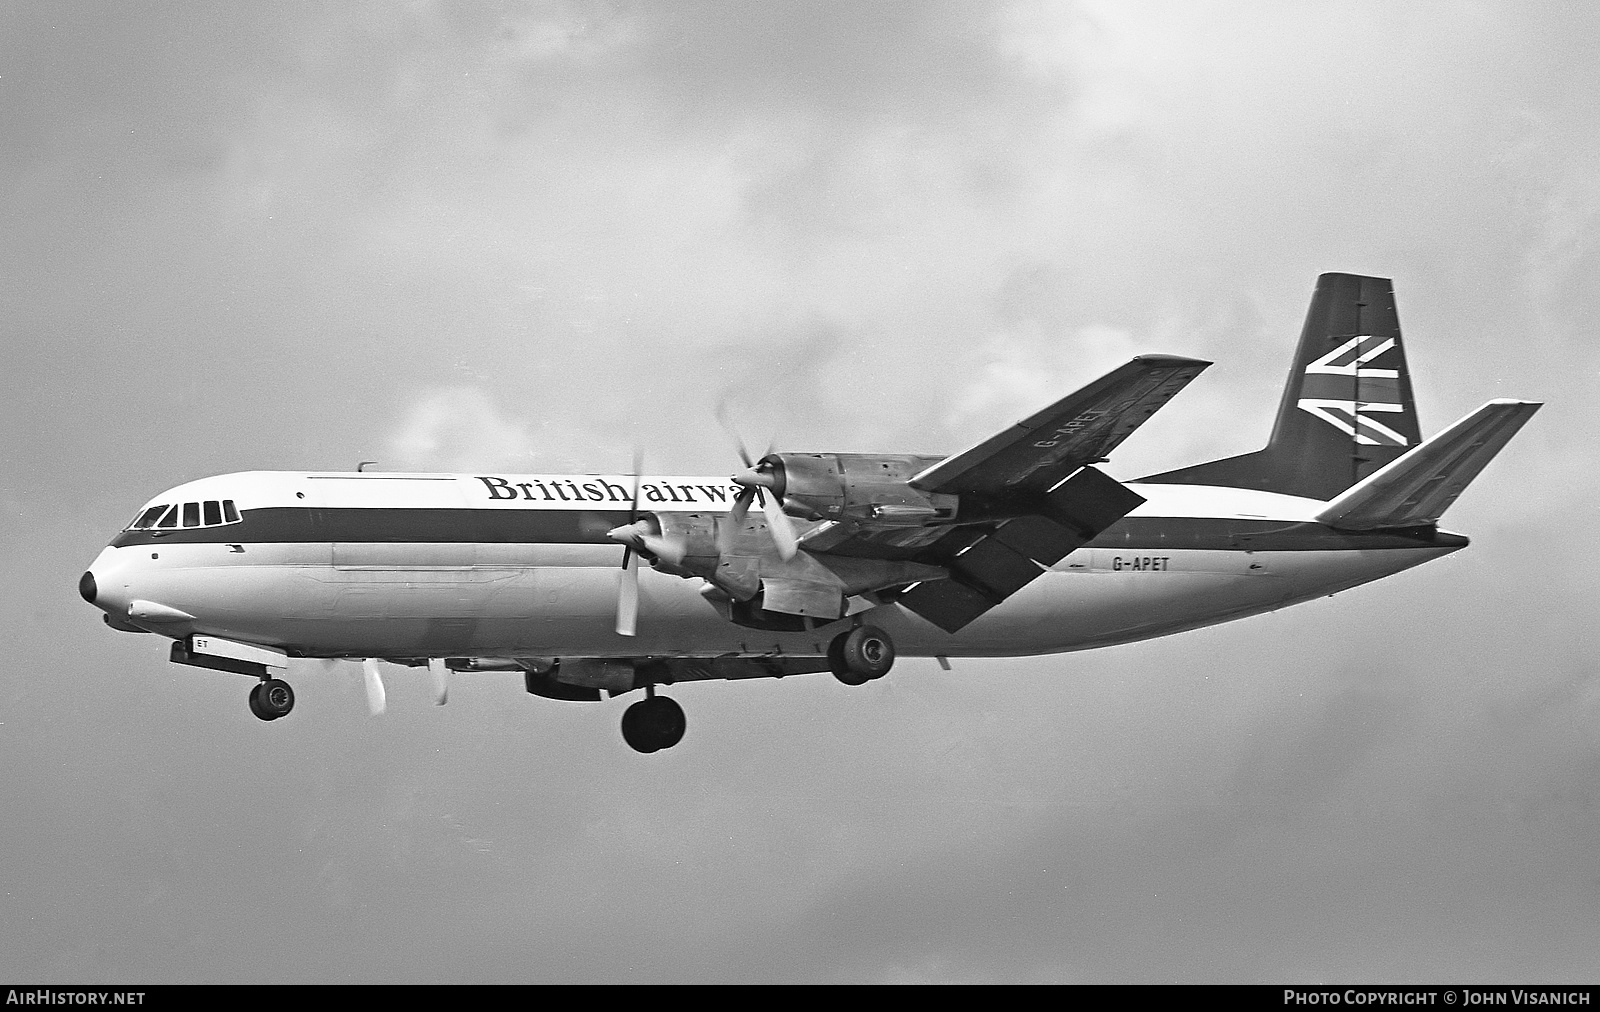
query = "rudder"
xmin=1141 ymin=273 xmax=1422 ymax=500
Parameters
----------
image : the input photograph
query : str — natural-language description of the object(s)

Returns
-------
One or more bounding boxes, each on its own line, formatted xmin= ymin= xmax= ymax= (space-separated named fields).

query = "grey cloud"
xmin=5 ymin=0 xmax=1599 ymax=984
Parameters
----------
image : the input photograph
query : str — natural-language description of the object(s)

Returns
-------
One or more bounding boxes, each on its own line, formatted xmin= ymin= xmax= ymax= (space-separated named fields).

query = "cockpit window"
xmin=131 ymin=505 xmax=169 ymax=529
xmin=126 ymin=499 xmax=243 ymax=531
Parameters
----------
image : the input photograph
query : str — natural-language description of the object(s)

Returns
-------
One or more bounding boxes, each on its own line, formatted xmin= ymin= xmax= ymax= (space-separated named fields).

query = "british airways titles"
xmin=476 ymin=475 xmax=743 ymax=508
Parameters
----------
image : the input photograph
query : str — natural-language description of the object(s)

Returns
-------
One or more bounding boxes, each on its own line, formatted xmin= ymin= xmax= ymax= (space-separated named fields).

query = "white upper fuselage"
xmin=84 ymin=470 xmax=1465 ymax=661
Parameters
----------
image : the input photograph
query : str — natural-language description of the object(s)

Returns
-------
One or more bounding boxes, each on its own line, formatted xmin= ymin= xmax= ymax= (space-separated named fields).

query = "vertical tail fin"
xmin=1142 ymin=273 xmax=1422 ymax=500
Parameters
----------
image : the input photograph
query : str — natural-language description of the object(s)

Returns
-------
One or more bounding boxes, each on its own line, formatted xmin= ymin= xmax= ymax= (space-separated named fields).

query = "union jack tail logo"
xmin=1297 ymin=335 xmax=1410 ymax=446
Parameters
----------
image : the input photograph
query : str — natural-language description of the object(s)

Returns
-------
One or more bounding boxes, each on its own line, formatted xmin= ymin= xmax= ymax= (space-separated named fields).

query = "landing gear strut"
xmin=829 ymin=624 xmax=895 ymax=686
xmin=248 ymin=677 xmax=295 ymax=721
xmin=621 ymin=692 xmax=686 ymax=753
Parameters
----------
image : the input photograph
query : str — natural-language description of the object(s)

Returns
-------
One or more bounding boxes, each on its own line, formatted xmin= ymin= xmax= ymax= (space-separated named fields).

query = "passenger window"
xmin=132 ymin=505 xmax=169 ymax=529
xmin=203 ymin=501 xmax=222 ymax=526
xmin=182 ymin=502 xmax=200 ymax=527
xmin=156 ymin=506 xmax=178 ymax=528
xmin=223 ymin=500 xmax=239 ymax=523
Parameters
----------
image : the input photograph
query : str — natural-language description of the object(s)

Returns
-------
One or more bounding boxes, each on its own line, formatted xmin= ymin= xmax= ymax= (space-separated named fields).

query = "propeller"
xmin=612 ymin=453 xmax=643 ymax=637
xmin=617 ymin=551 xmax=639 ymax=637
xmin=603 ymin=452 xmax=691 ymax=635
xmin=426 ymin=658 xmax=449 ymax=706
xmin=717 ymin=479 xmax=752 ymax=557
xmin=735 ymin=465 xmax=798 ymax=560
xmin=362 ymin=657 xmax=387 ymax=716
xmin=715 ymin=401 xmax=799 ymax=560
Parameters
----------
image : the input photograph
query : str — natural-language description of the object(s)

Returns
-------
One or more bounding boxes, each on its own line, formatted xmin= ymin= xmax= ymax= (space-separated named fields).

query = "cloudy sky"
xmin=3 ymin=0 xmax=1598 ymax=983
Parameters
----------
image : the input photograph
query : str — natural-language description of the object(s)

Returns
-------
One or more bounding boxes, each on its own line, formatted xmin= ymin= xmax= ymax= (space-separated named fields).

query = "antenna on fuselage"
xmin=357 ymin=461 xmax=377 ymax=472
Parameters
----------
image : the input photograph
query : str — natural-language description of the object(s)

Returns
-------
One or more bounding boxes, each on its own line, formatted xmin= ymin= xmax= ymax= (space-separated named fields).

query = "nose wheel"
xmin=828 ymin=624 xmax=895 ymax=686
xmin=621 ymin=694 xmax=686 ymax=753
xmin=248 ymin=678 xmax=295 ymax=721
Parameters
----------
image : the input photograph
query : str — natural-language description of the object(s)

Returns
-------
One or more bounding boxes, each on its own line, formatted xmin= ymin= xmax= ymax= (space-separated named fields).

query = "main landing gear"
xmin=621 ymin=688 xmax=686 ymax=754
xmin=828 ymin=624 xmax=895 ymax=686
xmin=248 ymin=677 xmax=295 ymax=721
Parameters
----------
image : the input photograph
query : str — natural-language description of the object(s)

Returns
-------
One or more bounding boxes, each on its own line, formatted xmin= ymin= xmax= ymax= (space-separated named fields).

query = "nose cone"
xmin=81 ymin=546 xmax=133 ymax=618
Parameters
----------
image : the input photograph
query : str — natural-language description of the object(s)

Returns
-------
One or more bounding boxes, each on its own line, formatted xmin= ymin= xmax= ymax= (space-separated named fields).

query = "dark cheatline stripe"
xmin=1104 ymin=517 xmax=1467 ymax=551
xmin=108 ymin=507 xmax=1468 ymax=552
xmin=111 ymin=506 xmax=635 ymax=548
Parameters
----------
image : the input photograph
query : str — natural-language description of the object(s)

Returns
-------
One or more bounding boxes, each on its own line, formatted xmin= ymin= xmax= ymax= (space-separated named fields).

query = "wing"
xmin=909 ymin=355 xmax=1211 ymax=497
xmin=799 ymin=356 xmax=1208 ymax=631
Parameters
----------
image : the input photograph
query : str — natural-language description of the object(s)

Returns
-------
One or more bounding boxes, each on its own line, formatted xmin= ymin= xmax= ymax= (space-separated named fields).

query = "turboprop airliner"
xmin=80 ymin=274 xmax=1540 ymax=752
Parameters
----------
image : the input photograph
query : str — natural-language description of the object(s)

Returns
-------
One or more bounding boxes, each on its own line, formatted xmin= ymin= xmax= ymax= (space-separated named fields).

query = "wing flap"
xmin=1315 ymin=399 xmax=1541 ymax=530
xmin=897 ymin=514 xmax=1081 ymax=633
xmin=896 ymin=578 xmax=1000 ymax=634
xmin=897 ymin=467 xmax=1144 ymax=632
xmin=910 ymin=355 xmax=1210 ymax=496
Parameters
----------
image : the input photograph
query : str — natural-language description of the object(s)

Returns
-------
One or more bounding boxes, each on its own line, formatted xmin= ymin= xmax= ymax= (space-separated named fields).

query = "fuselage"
xmin=82 ymin=470 xmax=1467 ymax=662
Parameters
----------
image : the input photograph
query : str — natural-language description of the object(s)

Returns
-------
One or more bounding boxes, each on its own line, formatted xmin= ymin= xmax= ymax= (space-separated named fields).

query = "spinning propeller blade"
xmin=615 ymin=451 xmax=644 ymax=637
xmin=718 ymin=487 xmax=753 ymax=556
xmin=758 ymin=489 xmax=798 ymax=560
xmin=427 ymin=658 xmax=449 ymax=706
xmin=715 ymin=398 xmax=757 ymax=469
xmin=362 ymin=658 xmax=387 ymax=716
xmin=617 ymin=551 xmax=639 ymax=637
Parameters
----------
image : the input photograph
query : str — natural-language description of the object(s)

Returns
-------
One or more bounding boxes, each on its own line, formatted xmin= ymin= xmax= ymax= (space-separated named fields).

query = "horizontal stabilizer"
xmin=1315 ymin=399 xmax=1541 ymax=530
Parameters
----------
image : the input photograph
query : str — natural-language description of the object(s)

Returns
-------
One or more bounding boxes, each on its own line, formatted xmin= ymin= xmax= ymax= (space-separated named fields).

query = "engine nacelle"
xmin=624 ymin=511 xmax=760 ymax=600
xmin=644 ymin=511 xmax=720 ymax=574
xmin=632 ymin=507 xmax=944 ymax=625
xmin=765 ymin=453 xmax=957 ymax=526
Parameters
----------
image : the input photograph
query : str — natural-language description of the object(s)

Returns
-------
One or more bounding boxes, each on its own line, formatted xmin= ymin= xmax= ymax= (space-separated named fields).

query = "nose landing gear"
xmin=248 ymin=678 xmax=295 ymax=721
xmin=620 ymin=692 xmax=686 ymax=753
xmin=828 ymin=624 xmax=895 ymax=686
